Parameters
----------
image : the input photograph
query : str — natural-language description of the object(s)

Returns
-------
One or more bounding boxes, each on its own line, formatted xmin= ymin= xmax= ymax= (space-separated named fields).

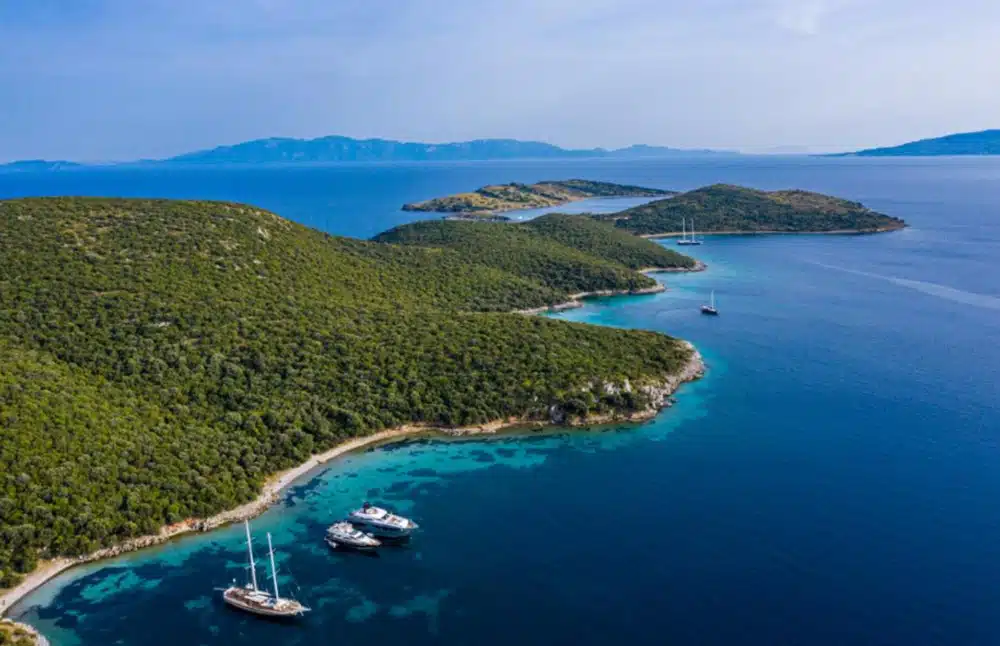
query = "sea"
xmin=2 ymin=156 xmax=999 ymax=645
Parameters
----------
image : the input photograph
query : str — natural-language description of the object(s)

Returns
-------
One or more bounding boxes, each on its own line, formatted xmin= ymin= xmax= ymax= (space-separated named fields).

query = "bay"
xmin=3 ymin=157 xmax=1000 ymax=645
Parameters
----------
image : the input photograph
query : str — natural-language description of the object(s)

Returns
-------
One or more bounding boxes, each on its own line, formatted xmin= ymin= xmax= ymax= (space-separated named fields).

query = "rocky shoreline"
xmin=0 ymin=618 xmax=49 ymax=646
xmin=640 ymin=224 xmax=906 ymax=239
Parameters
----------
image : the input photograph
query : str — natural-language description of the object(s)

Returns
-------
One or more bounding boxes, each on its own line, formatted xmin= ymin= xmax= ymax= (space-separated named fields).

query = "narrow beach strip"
xmin=1 ymin=345 xmax=705 ymax=617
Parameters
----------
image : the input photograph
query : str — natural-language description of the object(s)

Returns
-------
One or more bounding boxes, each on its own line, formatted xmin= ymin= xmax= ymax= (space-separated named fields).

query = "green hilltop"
xmin=374 ymin=213 xmax=696 ymax=294
xmin=0 ymin=197 xmax=695 ymax=586
xmin=601 ymin=184 xmax=905 ymax=235
xmin=402 ymin=179 xmax=673 ymax=215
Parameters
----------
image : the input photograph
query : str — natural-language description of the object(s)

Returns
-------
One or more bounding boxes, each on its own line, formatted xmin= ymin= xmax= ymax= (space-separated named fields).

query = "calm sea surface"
xmin=3 ymin=157 xmax=1000 ymax=645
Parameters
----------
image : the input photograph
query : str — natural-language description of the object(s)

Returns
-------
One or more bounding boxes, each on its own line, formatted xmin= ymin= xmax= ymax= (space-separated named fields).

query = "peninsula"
xmin=402 ymin=179 xmax=674 ymax=215
xmin=0 ymin=197 xmax=701 ymax=603
xmin=599 ymin=184 xmax=905 ymax=236
xmin=375 ymin=213 xmax=698 ymax=288
xmin=842 ymin=129 xmax=1000 ymax=156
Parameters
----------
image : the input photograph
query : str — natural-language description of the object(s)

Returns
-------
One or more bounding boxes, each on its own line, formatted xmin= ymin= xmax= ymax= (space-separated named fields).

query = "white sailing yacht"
xmin=221 ymin=521 xmax=310 ymax=618
xmin=701 ymin=290 xmax=719 ymax=315
xmin=677 ymin=218 xmax=703 ymax=246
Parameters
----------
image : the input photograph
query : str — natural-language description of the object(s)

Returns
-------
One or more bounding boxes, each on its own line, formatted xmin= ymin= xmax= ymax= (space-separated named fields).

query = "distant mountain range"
xmin=0 ymin=137 xmax=736 ymax=169
xmin=0 ymin=159 xmax=83 ymax=172
xmin=842 ymin=129 xmax=1000 ymax=157
xmin=164 ymin=137 xmax=737 ymax=164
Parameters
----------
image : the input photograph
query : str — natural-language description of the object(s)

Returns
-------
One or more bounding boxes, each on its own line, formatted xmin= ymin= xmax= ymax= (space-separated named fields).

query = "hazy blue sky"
xmin=2 ymin=0 xmax=998 ymax=161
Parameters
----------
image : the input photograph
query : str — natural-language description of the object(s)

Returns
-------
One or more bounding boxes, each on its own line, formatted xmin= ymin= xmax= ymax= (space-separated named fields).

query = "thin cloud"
xmin=0 ymin=0 xmax=998 ymax=160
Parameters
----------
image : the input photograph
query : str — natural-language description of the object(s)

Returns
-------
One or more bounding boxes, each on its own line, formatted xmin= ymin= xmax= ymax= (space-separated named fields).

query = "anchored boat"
xmin=326 ymin=521 xmax=381 ymax=552
xmin=677 ymin=217 xmax=703 ymax=246
xmin=701 ymin=290 xmax=719 ymax=316
xmin=348 ymin=502 xmax=419 ymax=538
xmin=221 ymin=521 xmax=310 ymax=618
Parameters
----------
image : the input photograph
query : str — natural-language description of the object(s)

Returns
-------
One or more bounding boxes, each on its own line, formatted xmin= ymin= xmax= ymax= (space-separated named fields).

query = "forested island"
xmin=600 ymin=184 xmax=904 ymax=235
xmin=402 ymin=180 xmax=673 ymax=215
xmin=0 ymin=198 xmax=701 ymax=592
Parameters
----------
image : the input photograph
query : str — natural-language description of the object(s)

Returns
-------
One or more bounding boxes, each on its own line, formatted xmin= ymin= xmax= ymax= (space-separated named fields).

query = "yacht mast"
xmin=681 ymin=218 xmax=686 ymax=241
xmin=267 ymin=533 xmax=280 ymax=600
xmin=245 ymin=520 xmax=258 ymax=591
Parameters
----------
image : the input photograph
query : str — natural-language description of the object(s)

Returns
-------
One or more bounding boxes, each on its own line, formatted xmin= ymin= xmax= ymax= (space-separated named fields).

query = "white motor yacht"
xmin=347 ymin=502 xmax=418 ymax=538
xmin=326 ymin=521 xmax=381 ymax=551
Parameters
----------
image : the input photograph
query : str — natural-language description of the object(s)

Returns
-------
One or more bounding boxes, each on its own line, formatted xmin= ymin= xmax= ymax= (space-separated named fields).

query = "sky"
xmin=1 ymin=0 xmax=999 ymax=161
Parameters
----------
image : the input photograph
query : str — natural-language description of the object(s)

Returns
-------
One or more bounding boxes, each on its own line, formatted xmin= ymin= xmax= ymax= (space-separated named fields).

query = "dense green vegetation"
xmin=0 ymin=197 xmax=693 ymax=586
xmin=402 ymin=179 xmax=673 ymax=213
xmin=523 ymin=213 xmax=697 ymax=270
xmin=374 ymin=214 xmax=694 ymax=294
xmin=601 ymin=184 xmax=905 ymax=235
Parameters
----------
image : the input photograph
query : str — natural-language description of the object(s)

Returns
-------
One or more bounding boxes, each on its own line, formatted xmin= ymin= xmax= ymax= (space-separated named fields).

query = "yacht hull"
xmin=222 ymin=596 xmax=307 ymax=619
xmin=348 ymin=521 xmax=415 ymax=538
xmin=325 ymin=536 xmax=379 ymax=552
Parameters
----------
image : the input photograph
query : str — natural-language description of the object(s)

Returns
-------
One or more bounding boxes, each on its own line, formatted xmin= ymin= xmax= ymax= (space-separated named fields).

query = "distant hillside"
xmin=600 ymin=184 xmax=905 ymax=235
xmin=611 ymin=144 xmax=738 ymax=158
xmin=0 ymin=197 xmax=696 ymax=586
xmin=4 ymin=138 xmax=736 ymax=167
xmin=0 ymin=159 xmax=81 ymax=172
xmin=374 ymin=213 xmax=694 ymax=295
xmin=403 ymin=179 xmax=673 ymax=214
xmin=523 ymin=213 xmax=697 ymax=270
xmin=166 ymin=137 xmax=601 ymax=164
xmin=162 ymin=136 xmax=735 ymax=164
xmin=846 ymin=130 xmax=1000 ymax=156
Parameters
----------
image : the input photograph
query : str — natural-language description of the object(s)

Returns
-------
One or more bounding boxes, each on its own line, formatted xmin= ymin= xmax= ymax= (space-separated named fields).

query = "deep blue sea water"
xmin=3 ymin=157 xmax=1000 ymax=645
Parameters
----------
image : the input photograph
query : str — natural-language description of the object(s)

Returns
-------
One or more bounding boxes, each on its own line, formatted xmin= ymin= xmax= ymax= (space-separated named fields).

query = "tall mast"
xmin=681 ymin=218 xmax=686 ymax=240
xmin=244 ymin=520 xmax=258 ymax=591
xmin=267 ymin=533 xmax=280 ymax=600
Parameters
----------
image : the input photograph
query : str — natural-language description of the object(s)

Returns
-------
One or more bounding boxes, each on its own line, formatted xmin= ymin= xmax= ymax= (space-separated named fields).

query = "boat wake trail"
xmin=809 ymin=261 xmax=1000 ymax=311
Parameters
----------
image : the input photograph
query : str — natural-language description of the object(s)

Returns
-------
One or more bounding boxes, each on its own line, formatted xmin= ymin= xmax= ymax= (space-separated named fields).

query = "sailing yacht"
xmin=677 ymin=218 xmax=703 ymax=246
xmin=221 ymin=521 xmax=310 ymax=618
xmin=701 ymin=290 xmax=719 ymax=315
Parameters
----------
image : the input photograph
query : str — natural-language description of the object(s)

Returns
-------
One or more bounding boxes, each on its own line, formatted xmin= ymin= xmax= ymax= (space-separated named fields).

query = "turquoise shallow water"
xmin=3 ymin=157 xmax=1000 ymax=645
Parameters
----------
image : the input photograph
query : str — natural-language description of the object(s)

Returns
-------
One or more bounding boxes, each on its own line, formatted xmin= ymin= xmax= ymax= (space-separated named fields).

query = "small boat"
xmin=701 ymin=290 xmax=719 ymax=316
xmin=221 ymin=521 xmax=310 ymax=618
xmin=326 ymin=521 xmax=381 ymax=551
xmin=348 ymin=502 xmax=419 ymax=538
xmin=677 ymin=217 xmax=704 ymax=246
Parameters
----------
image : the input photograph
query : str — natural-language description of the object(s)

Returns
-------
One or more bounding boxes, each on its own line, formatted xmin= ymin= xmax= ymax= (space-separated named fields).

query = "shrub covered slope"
xmin=602 ymin=184 xmax=905 ymax=235
xmin=374 ymin=213 xmax=695 ymax=293
xmin=0 ymin=198 xmax=693 ymax=585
